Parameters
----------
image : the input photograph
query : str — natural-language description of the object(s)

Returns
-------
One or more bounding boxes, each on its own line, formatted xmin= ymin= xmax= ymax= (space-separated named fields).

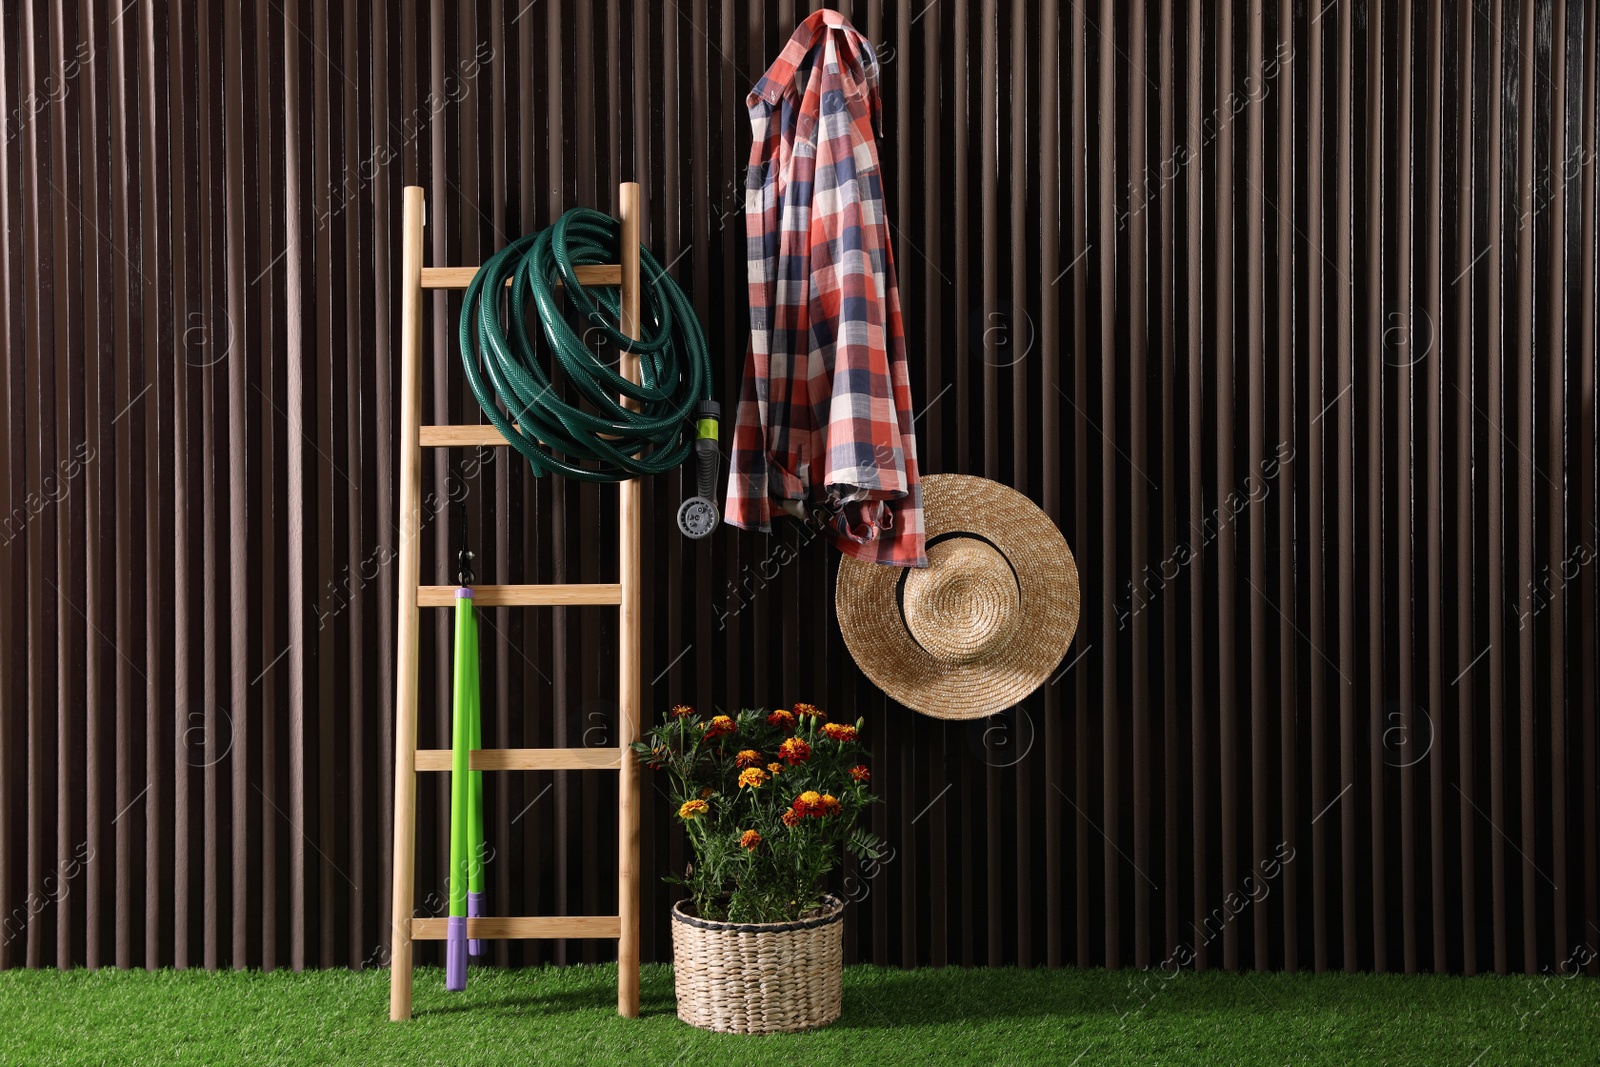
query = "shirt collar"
xmin=748 ymin=9 xmax=875 ymax=109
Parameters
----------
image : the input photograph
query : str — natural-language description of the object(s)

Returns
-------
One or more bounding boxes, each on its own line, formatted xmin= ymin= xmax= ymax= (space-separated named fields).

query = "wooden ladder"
xmin=387 ymin=183 xmax=643 ymax=1020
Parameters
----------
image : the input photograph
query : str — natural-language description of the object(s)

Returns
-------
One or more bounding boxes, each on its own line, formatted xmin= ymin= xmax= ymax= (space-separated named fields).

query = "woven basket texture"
xmin=670 ymin=895 xmax=845 ymax=1034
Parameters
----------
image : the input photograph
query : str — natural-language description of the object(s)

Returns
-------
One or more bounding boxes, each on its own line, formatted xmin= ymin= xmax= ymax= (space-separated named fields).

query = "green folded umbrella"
xmin=446 ymin=583 xmax=484 ymax=991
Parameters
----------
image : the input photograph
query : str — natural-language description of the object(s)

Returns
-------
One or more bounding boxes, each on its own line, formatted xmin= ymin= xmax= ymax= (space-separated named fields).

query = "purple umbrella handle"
xmin=446 ymin=916 xmax=468 ymax=992
xmin=467 ymin=891 xmax=485 ymax=957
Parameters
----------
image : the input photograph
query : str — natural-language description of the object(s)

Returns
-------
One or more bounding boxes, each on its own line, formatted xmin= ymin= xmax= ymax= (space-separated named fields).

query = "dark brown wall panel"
xmin=0 ymin=0 xmax=1596 ymax=977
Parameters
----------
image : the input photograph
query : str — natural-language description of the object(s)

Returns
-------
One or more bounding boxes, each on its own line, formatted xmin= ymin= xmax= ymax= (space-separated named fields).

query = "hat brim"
xmin=835 ymin=474 xmax=1081 ymax=720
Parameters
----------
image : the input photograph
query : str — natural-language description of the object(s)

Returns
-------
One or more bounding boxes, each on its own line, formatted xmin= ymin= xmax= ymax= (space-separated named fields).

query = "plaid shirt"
xmin=724 ymin=9 xmax=927 ymax=568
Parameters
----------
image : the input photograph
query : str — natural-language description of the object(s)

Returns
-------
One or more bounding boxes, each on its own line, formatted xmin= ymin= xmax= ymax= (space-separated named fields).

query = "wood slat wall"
xmin=1 ymin=0 xmax=1596 ymax=976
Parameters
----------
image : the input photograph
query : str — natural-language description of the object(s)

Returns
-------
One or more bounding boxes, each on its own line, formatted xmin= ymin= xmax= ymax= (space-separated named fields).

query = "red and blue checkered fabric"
xmin=725 ymin=9 xmax=927 ymax=568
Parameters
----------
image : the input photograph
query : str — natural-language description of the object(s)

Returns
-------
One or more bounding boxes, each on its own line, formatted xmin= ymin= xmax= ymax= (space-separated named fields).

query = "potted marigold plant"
xmin=633 ymin=702 xmax=882 ymax=1034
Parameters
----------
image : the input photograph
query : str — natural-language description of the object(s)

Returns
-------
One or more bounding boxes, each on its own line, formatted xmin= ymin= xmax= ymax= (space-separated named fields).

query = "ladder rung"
xmin=414 ymin=747 xmax=622 ymax=772
xmin=421 ymin=264 xmax=622 ymax=289
xmin=410 ymin=915 xmax=622 ymax=940
xmin=420 ymin=424 xmax=512 ymax=448
xmin=418 ymin=584 xmax=622 ymax=607
xmin=419 ymin=424 xmax=624 ymax=448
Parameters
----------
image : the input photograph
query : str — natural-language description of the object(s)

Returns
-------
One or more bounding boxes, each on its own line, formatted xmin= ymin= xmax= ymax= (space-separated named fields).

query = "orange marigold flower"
xmin=792 ymin=702 xmax=826 ymax=721
xmin=793 ymin=790 xmax=823 ymax=816
xmin=670 ymin=703 xmax=695 ymax=718
xmin=677 ymin=799 xmax=709 ymax=821
xmin=737 ymin=767 xmax=769 ymax=789
xmin=767 ymin=762 xmax=784 ymax=775
xmin=822 ymin=722 xmax=858 ymax=742
xmin=702 ymin=714 xmax=737 ymax=738
xmin=735 ymin=749 xmax=763 ymax=768
xmin=821 ymin=794 xmax=842 ymax=816
xmin=781 ymin=809 xmax=803 ymax=828
xmin=849 ymin=764 xmax=870 ymax=782
xmin=740 ymin=829 xmax=762 ymax=850
xmin=766 ymin=709 xmax=795 ymax=729
xmin=778 ymin=737 xmax=812 ymax=766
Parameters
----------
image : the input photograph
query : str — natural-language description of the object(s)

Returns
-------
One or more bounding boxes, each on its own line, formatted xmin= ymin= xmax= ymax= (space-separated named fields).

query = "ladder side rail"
xmin=389 ymin=187 xmax=427 ymax=1021
xmin=616 ymin=182 xmax=643 ymax=1018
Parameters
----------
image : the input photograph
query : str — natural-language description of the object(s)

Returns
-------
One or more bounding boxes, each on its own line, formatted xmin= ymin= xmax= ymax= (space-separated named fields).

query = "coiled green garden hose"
xmin=458 ymin=207 xmax=713 ymax=483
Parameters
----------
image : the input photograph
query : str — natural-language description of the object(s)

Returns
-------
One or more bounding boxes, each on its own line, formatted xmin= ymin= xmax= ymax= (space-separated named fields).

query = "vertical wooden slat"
xmin=925 ymin=0 xmax=951 ymax=971
xmin=1182 ymin=0 xmax=1206 ymax=973
xmin=427 ymin=0 xmax=452 ymax=974
xmin=1334 ymin=0 xmax=1359 ymax=973
xmin=1452 ymin=0 xmax=1480 ymax=979
xmin=1511 ymin=0 xmax=1538 ymax=976
xmin=1305 ymin=0 xmax=1328 ymax=975
xmin=256 ymin=0 xmax=283 ymax=975
xmin=1544 ymin=0 xmax=1569 ymax=972
xmin=952 ymin=0 xmax=976 ymax=969
xmin=1071 ymin=0 xmax=1093 ymax=972
xmin=77 ymin=0 xmax=110 ymax=974
xmin=1486 ymin=0 xmax=1511 ymax=977
xmin=52 ymin=0 xmax=87 ymax=977
xmin=1361 ymin=0 xmax=1388 ymax=976
xmin=1421 ymin=0 xmax=1447 ymax=978
xmin=337 ymin=0 xmax=364 ymax=971
xmin=169 ymin=0 xmax=197 ymax=972
xmin=195 ymin=0 xmax=221 ymax=974
xmin=280 ymin=0 xmax=308 ymax=975
xmin=1215 ymin=0 xmax=1240 ymax=973
xmin=1009 ymin=0 xmax=1032 ymax=970
xmin=1272 ymin=0 xmax=1298 ymax=976
xmin=1127 ymin=0 xmax=1151 ymax=973
xmin=979 ymin=0 xmax=1002 ymax=968
xmin=572 ymin=0 xmax=601 ymax=970
xmin=222 ymin=0 xmax=250 ymax=973
xmin=1095 ymin=0 xmax=1120 ymax=973
xmin=1154 ymin=0 xmax=1179 ymax=972
xmin=1243 ymin=0 xmax=1268 ymax=972
xmin=1037 ymin=0 xmax=1062 ymax=961
xmin=1579 ymin=0 xmax=1600 ymax=979
xmin=1393 ymin=0 xmax=1417 ymax=977
xmin=20 ymin=0 xmax=54 ymax=970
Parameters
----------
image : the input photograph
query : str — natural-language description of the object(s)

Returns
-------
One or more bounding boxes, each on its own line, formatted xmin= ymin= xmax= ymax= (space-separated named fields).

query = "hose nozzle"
xmin=678 ymin=399 xmax=721 ymax=539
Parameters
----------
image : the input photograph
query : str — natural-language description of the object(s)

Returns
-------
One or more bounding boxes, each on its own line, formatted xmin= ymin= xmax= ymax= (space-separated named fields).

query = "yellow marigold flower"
xmin=792 ymin=702 xmax=826 ymax=721
xmin=778 ymin=737 xmax=812 ymax=765
xmin=767 ymin=762 xmax=784 ymax=775
xmin=821 ymin=794 xmax=842 ymax=816
xmin=737 ymin=767 xmax=769 ymax=789
xmin=677 ymin=799 xmax=709 ymax=821
xmin=822 ymin=722 xmax=858 ymax=742
xmin=781 ymin=809 xmax=803 ymax=828
xmin=793 ymin=790 xmax=823 ymax=816
xmin=740 ymin=829 xmax=762 ymax=850
xmin=735 ymin=749 xmax=763 ymax=768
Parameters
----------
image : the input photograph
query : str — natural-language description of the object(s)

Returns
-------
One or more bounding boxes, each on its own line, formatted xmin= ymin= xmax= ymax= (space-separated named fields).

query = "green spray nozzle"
xmin=678 ymin=400 xmax=721 ymax=539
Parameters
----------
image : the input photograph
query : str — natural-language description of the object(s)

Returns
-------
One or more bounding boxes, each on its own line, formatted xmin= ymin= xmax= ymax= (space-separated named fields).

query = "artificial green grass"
xmin=0 ymin=962 xmax=1593 ymax=1065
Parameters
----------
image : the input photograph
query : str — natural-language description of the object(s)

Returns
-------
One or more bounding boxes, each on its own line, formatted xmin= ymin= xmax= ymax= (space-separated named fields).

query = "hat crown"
xmin=900 ymin=537 xmax=1020 ymax=665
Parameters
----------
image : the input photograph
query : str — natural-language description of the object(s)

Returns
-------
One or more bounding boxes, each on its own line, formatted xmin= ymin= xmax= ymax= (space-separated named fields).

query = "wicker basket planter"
xmin=670 ymin=894 xmax=846 ymax=1034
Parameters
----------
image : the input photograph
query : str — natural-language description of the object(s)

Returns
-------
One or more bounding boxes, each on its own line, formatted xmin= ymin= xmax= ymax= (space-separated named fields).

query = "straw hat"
xmin=835 ymin=474 xmax=1080 ymax=720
